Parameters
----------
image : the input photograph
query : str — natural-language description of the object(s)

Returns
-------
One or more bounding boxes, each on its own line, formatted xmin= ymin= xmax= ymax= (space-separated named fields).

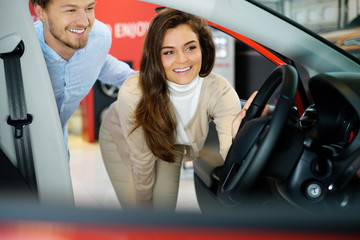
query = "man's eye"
xmin=86 ymin=7 xmax=94 ymax=11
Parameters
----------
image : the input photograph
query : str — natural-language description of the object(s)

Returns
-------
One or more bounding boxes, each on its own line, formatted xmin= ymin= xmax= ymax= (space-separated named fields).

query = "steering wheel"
xmin=217 ymin=64 xmax=298 ymax=207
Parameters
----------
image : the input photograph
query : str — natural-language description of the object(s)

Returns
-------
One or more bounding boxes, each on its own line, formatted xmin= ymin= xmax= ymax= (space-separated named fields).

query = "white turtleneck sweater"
xmin=167 ymin=75 xmax=204 ymax=145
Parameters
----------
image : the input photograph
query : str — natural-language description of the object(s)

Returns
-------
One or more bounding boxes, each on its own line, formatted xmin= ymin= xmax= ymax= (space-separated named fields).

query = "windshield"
xmin=251 ymin=0 xmax=360 ymax=59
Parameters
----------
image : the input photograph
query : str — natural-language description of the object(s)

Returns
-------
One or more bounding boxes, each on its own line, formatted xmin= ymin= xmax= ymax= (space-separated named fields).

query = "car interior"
xmin=195 ymin=65 xmax=360 ymax=214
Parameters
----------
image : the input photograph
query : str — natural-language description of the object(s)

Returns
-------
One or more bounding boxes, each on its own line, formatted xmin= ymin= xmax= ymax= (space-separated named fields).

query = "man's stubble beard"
xmin=48 ymin=18 xmax=90 ymax=50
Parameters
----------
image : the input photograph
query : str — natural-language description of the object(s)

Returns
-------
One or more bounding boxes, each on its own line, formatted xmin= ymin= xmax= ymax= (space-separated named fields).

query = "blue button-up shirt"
xmin=35 ymin=19 xmax=136 ymax=152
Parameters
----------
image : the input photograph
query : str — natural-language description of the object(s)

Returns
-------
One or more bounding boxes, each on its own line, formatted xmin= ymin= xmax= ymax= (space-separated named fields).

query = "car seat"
xmin=0 ymin=0 xmax=74 ymax=206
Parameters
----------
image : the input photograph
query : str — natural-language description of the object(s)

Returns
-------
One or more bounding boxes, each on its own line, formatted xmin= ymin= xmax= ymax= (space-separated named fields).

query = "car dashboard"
xmin=274 ymin=72 xmax=360 ymax=212
xmin=309 ymin=73 xmax=360 ymax=153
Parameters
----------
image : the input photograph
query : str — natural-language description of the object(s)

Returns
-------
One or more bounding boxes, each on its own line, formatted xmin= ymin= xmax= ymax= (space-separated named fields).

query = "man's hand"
xmin=232 ymin=91 xmax=270 ymax=139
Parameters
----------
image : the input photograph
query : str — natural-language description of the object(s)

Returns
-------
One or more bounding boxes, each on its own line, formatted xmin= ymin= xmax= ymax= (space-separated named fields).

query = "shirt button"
xmin=65 ymin=87 xmax=68 ymax=91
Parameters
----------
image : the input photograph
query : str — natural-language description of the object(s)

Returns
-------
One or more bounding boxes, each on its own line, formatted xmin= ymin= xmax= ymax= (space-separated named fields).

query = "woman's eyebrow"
xmin=184 ymin=40 xmax=197 ymax=46
xmin=161 ymin=40 xmax=198 ymax=50
xmin=161 ymin=46 xmax=174 ymax=50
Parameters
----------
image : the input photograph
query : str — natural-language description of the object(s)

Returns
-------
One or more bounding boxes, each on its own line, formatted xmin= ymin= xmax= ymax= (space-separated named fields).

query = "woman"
xmin=99 ymin=8 xmax=242 ymax=210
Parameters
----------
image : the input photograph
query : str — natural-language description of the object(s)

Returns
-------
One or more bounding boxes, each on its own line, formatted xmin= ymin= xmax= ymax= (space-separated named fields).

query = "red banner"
xmin=94 ymin=0 xmax=160 ymax=70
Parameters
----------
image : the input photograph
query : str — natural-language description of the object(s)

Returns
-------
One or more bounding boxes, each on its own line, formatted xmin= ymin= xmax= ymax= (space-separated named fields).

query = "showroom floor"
xmin=68 ymin=133 xmax=200 ymax=212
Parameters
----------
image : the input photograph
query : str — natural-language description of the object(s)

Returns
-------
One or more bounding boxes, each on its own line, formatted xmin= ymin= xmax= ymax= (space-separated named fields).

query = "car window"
xmin=210 ymin=27 xmax=278 ymax=103
xmin=251 ymin=0 xmax=360 ymax=59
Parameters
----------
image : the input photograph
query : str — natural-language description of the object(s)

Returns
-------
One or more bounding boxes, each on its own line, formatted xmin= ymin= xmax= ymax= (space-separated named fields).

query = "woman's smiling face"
xmin=161 ymin=24 xmax=202 ymax=85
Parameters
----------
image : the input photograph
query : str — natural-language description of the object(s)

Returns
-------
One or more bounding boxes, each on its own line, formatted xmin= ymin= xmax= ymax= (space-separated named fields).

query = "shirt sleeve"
xmin=210 ymin=76 xmax=241 ymax=159
xmin=97 ymin=54 xmax=137 ymax=87
xmin=116 ymin=75 xmax=157 ymax=201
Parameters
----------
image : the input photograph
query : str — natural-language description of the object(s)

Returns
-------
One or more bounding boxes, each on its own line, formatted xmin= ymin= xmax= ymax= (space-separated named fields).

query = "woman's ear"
xmin=33 ymin=4 xmax=47 ymax=22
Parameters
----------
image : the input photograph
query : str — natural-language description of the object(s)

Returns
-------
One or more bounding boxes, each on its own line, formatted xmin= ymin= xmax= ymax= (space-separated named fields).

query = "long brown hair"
xmin=133 ymin=8 xmax=216 ymax=162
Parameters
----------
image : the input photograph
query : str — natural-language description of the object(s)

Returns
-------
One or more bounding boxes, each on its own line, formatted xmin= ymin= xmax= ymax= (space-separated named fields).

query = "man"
xmin=30 ymin=0 xmax=136 ymax=154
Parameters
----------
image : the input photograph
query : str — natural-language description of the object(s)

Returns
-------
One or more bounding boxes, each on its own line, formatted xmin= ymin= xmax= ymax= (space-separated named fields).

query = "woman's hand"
xmin=232 ymin=91 xmax=270 ymax=139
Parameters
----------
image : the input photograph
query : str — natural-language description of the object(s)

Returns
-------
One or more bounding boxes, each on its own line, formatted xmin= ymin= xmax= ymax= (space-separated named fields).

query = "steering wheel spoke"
xmin=217 ymin=65 xmax=298 ymax=207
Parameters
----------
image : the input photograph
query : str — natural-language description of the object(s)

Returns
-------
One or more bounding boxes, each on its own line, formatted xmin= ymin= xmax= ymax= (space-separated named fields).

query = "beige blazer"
xmin=101 ymin=72 xmax=241 ymax=200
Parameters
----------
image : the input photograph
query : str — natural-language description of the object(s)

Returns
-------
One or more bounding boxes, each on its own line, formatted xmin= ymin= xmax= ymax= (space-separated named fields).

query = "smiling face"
xmin=34 ymin=0 xmax=96 ymax=60
xmin=161 ymin=24 xmax=202 ymax=85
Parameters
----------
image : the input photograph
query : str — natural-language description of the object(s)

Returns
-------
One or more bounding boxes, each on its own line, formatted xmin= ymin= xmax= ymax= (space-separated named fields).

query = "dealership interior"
xmin=62 ymin=0 xmax=360 ymax=212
